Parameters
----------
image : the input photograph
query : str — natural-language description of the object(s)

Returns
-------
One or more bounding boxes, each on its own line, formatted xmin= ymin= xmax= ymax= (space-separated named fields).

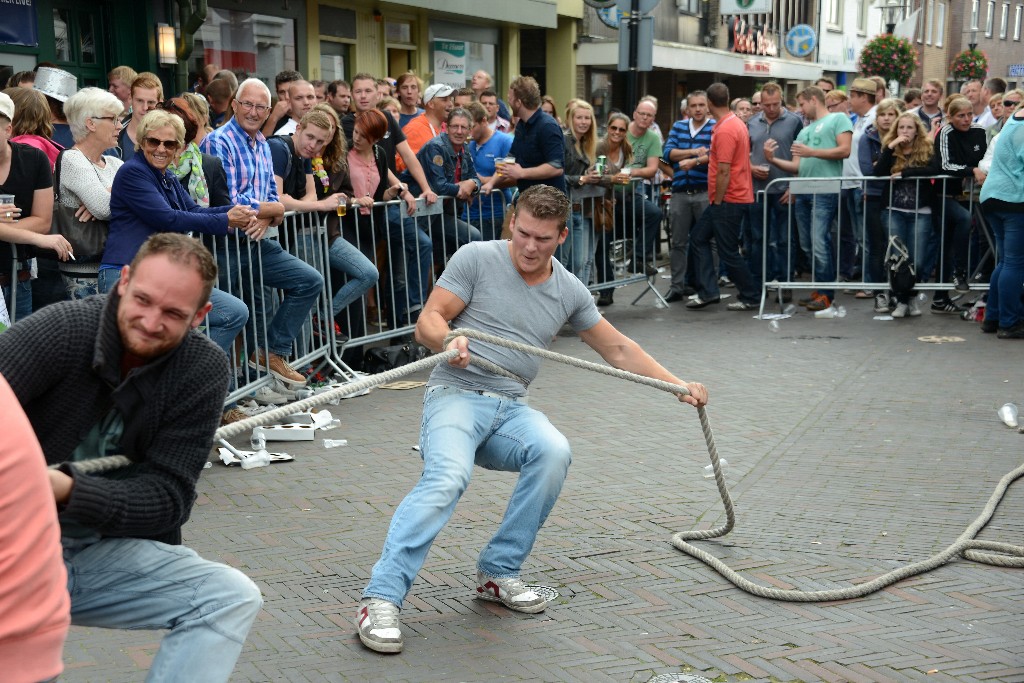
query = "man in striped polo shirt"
xmin=662 ymin=91 xmax=713 ymax=302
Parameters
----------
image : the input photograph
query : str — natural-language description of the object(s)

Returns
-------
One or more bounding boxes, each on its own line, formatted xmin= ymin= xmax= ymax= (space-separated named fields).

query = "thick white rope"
xmin=61 ymin=329 xmax=1024 ymax=600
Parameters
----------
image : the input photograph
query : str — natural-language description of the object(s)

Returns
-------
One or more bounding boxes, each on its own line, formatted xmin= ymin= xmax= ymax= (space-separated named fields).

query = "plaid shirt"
xmin=199 ymin=117 xmax=279 ymax=207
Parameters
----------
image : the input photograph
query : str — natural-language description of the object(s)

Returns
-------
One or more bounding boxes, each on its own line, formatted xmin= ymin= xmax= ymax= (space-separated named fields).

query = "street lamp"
xmin=878 ymin=0 xmax=908 ymax=33
xmin=966 ymin=27 xmax=978 ymax=50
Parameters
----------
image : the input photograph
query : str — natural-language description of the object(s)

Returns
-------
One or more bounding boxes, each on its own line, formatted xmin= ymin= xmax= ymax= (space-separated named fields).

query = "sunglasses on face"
xmin=608 ymin=125 xmax=627 ymax=132
xmin=1004 ymin=100 xmax=1021 ymax=107
xmin=143 ymin=137 xmax=181 ymax=152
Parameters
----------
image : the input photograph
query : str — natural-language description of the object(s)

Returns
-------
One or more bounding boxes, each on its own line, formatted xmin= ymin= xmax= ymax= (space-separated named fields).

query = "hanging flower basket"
xmin=857 ymin=33 xmax=918 ymax=86
xmin=951 ymin=49 xmax=988 ymax=81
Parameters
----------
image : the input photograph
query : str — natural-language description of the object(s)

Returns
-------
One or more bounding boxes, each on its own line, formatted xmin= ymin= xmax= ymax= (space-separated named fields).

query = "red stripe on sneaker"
xmin=482 ymin=580 xmax=500 ymax=597
xmin=358 ymin=606 xmax=370 ymax=627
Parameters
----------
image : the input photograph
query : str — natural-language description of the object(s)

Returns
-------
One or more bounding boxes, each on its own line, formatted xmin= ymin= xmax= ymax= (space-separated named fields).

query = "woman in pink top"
xmin=4 ymin=87 xmax=63 ymax=170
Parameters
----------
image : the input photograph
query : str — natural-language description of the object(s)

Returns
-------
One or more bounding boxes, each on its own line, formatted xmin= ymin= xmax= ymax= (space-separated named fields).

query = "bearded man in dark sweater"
xmin=0 ymin=233 xmax=262 ymax=683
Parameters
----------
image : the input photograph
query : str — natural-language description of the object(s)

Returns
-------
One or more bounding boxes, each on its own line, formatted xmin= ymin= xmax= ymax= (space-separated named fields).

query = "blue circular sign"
xmin=785 ymin=24 xmax=817 ymax=58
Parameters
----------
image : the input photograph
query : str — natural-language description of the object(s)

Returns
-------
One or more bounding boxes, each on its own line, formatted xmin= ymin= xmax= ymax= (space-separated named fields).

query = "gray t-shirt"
xmin=428 ymin=240 xmax=603 ymax=397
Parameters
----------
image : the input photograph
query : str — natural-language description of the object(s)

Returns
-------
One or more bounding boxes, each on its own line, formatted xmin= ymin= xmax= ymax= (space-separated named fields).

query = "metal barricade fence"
xmin=758 ymin=174 xmax=993 ymax=314
xmin=565 ymin=181 xmax=666 ymax=304
xmin=213 ymin=210 xmax=342 ymax=405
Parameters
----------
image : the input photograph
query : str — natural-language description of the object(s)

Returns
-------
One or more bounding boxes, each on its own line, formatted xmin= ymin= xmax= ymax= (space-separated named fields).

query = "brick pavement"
xmin=60 ymin=283 xmax=1024 ymax=682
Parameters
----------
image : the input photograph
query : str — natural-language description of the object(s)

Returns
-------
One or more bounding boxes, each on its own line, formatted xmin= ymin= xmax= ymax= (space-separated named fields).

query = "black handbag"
xmin=48 ymin=149 xmax=109 ymax=262
xmin=363 ymin=342 xmax=431 ymax=375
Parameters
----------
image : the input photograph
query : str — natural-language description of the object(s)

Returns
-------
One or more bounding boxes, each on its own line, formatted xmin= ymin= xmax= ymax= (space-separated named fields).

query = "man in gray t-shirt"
xmin=355 ymin=185 xmax=709 ymax=655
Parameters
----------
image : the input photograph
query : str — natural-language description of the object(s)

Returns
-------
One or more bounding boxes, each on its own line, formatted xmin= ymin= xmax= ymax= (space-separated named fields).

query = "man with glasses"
xmin=623 ymin=98 xmax=664 ymax=274
xmin=201 ymin=78 xmax=324 ymax=389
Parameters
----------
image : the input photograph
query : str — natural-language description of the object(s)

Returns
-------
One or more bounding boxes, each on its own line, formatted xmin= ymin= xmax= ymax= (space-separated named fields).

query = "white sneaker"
xmin=908 ymin=298 xmax=922 ymax=317
xmin=892 ymin=302 xmax=909 ymax=318
xmin=874 ymin=293 xmax=891 ymax=314
xmin=476 ymin=571 xmax=548 ymax=613
xmin=251 ymin=380 xmax=294 ymax=405
xmin=355 ymin=598 xmax=403 ymax=653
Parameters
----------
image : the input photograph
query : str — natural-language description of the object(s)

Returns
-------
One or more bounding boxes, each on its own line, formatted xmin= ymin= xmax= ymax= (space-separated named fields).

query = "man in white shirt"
xmin=839 ymin=78 xmax=876 ymax=282
xmin=274 ymin=80 xmax=317 ymax=136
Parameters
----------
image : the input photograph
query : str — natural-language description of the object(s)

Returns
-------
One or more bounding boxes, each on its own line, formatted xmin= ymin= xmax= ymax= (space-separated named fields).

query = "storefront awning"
xmin=577 ymin=39 xmax=823 ymax=81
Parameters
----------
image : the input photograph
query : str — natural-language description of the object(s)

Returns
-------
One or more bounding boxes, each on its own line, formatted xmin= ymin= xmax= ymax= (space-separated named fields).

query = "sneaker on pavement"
xmin=718 ymin=275 xmax=734 ymax=288
xmin=249 ymin=350 xmax=307 ymax=387
xmin=805 ymin=293 xmax=832 ymax=312
xmin=355 ymin=598 xmax=403 ymax=653
xmin=874 ymin=293 xmax=890 ymax=313
xmin=892 ymin=302 xmax=909 ymax=318
xmin=727 ymin=300 xmax=758 ymax=311
xmin=930 ymin=300 xmax=964 ymax=315
xmin=476 ymin=571 xmax=548 ymax=613
xmin=686 ymin=295 xmax=721 ymax=309
xmin=251 ymin=380 xmax=294 ymax=406
xmin=908 ymin=298 xmax=922 ymax=317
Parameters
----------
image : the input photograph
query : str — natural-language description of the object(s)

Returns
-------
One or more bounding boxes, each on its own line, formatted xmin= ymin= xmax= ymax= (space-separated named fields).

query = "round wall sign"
xmin=785 ymin=24 xmax=817 ymax=58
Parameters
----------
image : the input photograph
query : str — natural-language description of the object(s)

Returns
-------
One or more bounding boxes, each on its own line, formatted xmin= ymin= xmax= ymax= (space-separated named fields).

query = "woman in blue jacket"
xmin=101 ymin=109 xmax=255 ymax=294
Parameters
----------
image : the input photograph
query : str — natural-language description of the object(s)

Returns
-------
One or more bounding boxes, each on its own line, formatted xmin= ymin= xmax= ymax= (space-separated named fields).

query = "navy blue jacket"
xmin=106 ymin=153 xmax=231 ymax=266
xmin=413 ymin=133 xmax=479 ymax=213
xmin=509 ymin=109 xmax=566 ymax=194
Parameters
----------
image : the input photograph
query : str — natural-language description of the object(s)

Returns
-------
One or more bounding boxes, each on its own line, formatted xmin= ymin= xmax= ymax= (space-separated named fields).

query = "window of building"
xmin=986 ymin=0 xmax=995 ymax=35
xmin=192 ymin=9 xmax=296 ymax=85
xmin=677 ymin=0 xmax=703 ymax=15
xmin=857 ymin=0 xmax=869 ymax=33
xmin=428 ymin=20 xmax=498 ymax=89
xmin=971 ymin=0 xmax=981 ymax=27
xmin=1000 ymin=2 xmax=1010 ymax=36
xmin=318 ymin=6 xmax=356 ymax=83
xmin=935 ymin=1 xmax=946 ymax=45
xmin=926 ymin=0 xmax=934 ymax=43
xmin=1015 ymin=4 xmax=1022 ymax=39
xmin=826 ymin=0 xmax=843 ymax=30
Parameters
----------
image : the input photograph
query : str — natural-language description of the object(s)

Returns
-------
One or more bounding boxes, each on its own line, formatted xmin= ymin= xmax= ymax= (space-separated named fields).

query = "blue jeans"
xmin=556 ymin=211 xmax=593 ymax=285
xmin=885 ymin=210 xmax=935 ymax=282
xmin=385 ymin=204 xmax=434 ymax=324
xmin=839 ymin=186 xmax=864 ymax=279
xmin=794 ymin=193 xmax=838 ymax=299
xmin=97 ymin=266 xmax=122 ymax=294
xmin=363 ymin=385 xmax=572 ymax=608
xmin=328 ymin=235 xmax=378 ymax=316
xmin=204 ymin=288 xmax=250 ymax=356
xmin=747 ymin=192 xmax=790 ymax=283
xmin=2 ymin=278 xmax=32 ymax=322
xmin=938 ymin=197 xmax=972 ymax=282
xmin=217 ymin=237 xmax=323 ymax=357
xmin=691 ymin=202 xmax=760 ymax=303
xmin=983 ymin=206 xmax=1024 ymax=328
xmin=64 ymin=536 xmax=262 ymax=683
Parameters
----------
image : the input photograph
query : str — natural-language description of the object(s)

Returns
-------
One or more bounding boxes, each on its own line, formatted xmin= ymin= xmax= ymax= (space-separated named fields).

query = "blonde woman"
xmin=592 ymin=112 xmax=634 ymax=305
xmin=873 ymin=112 xmax=937 ymax=316
xmin=561 ymin=100 xmax=601 ymax=284
xmin=857 ymin=97 xmax=902 ymax=304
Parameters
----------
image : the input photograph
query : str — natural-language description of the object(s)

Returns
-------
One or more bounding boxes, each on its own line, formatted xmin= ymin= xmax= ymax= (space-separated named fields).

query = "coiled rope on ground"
xmin=60 ymin=328 xmax=1024 ymax=599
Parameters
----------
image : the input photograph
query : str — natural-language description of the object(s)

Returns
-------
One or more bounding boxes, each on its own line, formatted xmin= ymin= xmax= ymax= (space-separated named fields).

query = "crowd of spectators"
xmin=1 ymin=62 xmax=1023 ymax=429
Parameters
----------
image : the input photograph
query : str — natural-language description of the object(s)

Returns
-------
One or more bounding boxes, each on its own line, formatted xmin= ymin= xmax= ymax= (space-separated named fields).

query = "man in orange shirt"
xmin=403 ymin=83 xmax=453 ymax=155
xmin=686 ymin=82 xmax=760 ymax=311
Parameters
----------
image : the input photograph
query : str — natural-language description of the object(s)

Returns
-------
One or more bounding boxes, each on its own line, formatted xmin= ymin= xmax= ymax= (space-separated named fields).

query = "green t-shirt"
xmin=626 ymin=127 xmax=663 ymax=172
xmin=796 ymin=112 xmax=853 ymax=178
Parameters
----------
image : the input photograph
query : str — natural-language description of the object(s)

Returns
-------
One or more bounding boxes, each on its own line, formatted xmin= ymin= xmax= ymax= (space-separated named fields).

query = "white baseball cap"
xmin=0 ymin=92 xmax=13 ymax=121
xmin=423 ymin=84 xmax=455 ymax=104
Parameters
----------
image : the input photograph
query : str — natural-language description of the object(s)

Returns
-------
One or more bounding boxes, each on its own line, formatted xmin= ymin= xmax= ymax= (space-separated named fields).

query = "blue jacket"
xmin=413 ymin=133 xmax=479 ymax=213
xmin=106 ymin=153 xmax=231 ymax=266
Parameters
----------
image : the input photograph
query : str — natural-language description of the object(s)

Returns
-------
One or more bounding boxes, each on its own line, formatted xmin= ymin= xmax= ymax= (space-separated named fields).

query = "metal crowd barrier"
xmin=757 ymin=174 xmax=993 ymax=314
xmin=565 ymin=181 xmax=666 ymax=305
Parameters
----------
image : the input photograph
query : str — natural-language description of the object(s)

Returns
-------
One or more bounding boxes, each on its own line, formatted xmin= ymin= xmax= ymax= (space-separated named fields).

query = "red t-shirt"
xmin=708 ymin=113 xmax=754 ymax=204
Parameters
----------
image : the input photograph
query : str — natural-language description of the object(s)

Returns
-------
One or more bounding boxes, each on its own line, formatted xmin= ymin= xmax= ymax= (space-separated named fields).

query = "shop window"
xmin=320 ymin=41 xmax=349 ymax=82
xmin=191 ymin=9 xmax=296 ymax=84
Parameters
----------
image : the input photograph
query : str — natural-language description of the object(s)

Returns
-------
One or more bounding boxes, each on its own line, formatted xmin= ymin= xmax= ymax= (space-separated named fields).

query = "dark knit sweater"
xmin=0 ymin=291 xmax=229 ymax=545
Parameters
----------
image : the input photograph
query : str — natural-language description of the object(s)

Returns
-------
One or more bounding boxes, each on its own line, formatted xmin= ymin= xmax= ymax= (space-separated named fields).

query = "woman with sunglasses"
xmin=591 ymin=112 xmax=634 ymax=306
xmin=101 ymin=109 xmax=257 ymax=293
